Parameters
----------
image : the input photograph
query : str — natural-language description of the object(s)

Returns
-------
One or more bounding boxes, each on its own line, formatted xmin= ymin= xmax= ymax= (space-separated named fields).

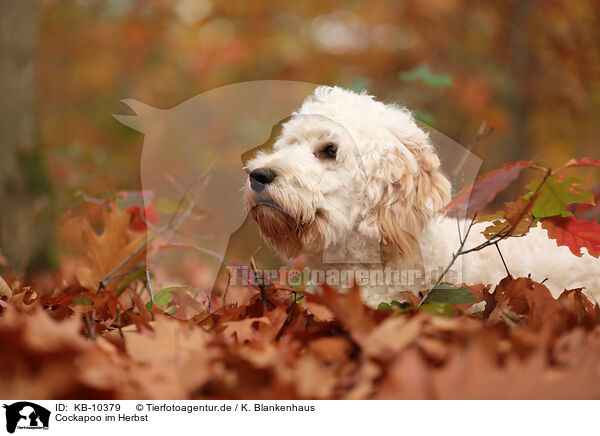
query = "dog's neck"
xmin=302 ymin=223 xmax=426 ymax=272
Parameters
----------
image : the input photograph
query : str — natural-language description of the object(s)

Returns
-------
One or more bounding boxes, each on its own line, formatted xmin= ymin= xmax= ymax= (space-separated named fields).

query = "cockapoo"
xmin=244 ymin=86 xmax=600 ymax=307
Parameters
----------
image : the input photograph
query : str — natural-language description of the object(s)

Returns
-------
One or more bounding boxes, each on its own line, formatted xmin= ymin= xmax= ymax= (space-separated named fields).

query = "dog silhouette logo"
xmin=3 ymin=402 xmax=50 ymax=433
xmin=113 ymin=82 xmax=481 ymax=308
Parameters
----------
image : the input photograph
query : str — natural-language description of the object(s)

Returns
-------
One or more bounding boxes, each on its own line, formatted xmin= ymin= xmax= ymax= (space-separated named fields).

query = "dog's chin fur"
xmin=250 ymin=204 xmax=323 ymax=258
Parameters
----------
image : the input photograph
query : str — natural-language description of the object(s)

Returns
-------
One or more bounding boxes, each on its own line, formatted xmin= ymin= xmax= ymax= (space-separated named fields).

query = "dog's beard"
xmin=249 ymin=202 xmax=324 ymax=258
xmin=250 ymin=204 xmax=304 ymax=257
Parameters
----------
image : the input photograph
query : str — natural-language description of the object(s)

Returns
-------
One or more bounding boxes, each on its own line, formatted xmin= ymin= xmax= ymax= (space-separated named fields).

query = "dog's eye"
xmin=315 ymin=143 xmax=337 ymax=160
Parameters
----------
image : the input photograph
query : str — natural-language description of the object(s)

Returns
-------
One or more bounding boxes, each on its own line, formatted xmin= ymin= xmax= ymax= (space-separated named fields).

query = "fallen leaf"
xmin=222 ymin=316 xmax=271 ymax=343
xmin=75 ymin=202 xmax=148 ymax=291
xmin=0 ymin=275 xmax=11 ymax=299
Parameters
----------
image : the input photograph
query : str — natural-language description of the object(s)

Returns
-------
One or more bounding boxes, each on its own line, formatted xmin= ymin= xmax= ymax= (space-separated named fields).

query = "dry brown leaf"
xmin=294 ymin=354 xmax=337 ymax=399
xmin=126 ymin=314 xmax=209 ymax=366
xmin=373 ymin=348 xmax=432 ymax=399
xmin=558 ymin=288 xmax=598 ymax=323
xmin=364 ymin=315 xmax=423 ymax=360
xmin=0 ymin=275 xmax=11 ymax=299
xmin=256 ymin=306 xmax=288 ymax=343
xmin=489 ymin=277 xmax=566 ymax=330
xmin=221 ymin=316 xmax=271 ymax=343
xmin=9 ymin=287 xmax=39 ymax=314
xmin=307 ymin=285 xmax=377 ymax=346
xmin=24 ymin=308 xmax=88 ymax=352
xmin=304 ymin=301 xmax=334 ymax=321
xmin=75 ymin=202 xmax=147 ymax=291
xmin=308 ymin=336 xmax=353 ymax=363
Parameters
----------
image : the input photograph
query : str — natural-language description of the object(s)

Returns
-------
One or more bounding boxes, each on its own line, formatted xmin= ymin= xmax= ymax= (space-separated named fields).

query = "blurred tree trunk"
xmin=507 ymin=0 xmax=534 ymax=163
xmin=494 ymin=0 xmax=534 ymax=203
xmin=0 ymin=0 xmax=55 ymax=274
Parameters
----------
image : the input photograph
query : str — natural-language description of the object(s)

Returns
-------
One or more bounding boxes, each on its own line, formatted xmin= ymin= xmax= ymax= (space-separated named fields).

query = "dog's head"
xmin=244 ymin=86 xmax=452 ymax=261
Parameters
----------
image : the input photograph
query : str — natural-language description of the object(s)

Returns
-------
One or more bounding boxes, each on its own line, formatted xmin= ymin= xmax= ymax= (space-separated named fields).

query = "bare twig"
xmin=451 ymin=121 xmax=494 ymax=178
xmin=149 ymin=170 xmax=213 ymax=270
xmin=250 ymin=253 xmax=274 ymax=313
xmin=456 ymin=216 xmax=463 ymax=243
xmin=163 ymin=171 xmax=185 ymax=194
xmin=145 ymin=269 xmax=155 ymax=321
xmin=223 ymin=268 xmax=231 ymax=308
xmin=419 ymin=213 xmax=478 ymax=306
xmin=97 ymin=168 xmax=213 ymax=292
xmin=84 ymin=311 xmax=96 ymax=339
xmin=115 ymin=307 xmax=124 ymax=339
xmin=495 ymin=242 xmax=511 ymax=277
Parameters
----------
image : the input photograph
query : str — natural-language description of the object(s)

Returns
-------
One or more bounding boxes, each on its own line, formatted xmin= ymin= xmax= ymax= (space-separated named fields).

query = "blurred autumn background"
xmin=2 ymin=0 xmax=600 ymax=275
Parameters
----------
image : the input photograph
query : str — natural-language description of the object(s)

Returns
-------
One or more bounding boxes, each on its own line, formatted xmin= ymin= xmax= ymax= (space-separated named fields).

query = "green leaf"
xmin=377 ymin=300 xmax=412 ymax=313
xmin=420 ymin=303 xmax=455 ymax=317
xmin=378 ymin=302 xmax=392 ymax=312
xmin=399 ymin=64 xmax=453 ymax=88
xmin=391 ymin=300 xmax=411 ymax=310
xmin=424 ymin=283 xmax=478 ymax=305
xmin=145 ymin=288 xmax=175 ymax=312
xmin=526 ymin=175 xmax=593 ymax=219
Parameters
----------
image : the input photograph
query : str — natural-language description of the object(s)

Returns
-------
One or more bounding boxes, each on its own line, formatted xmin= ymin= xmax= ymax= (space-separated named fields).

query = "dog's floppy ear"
xmin=371 ymin=117 xmax=451 ymax=259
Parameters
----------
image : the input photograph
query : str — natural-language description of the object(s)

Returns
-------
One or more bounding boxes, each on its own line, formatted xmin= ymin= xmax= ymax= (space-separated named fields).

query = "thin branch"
xmin=495 ymin=242 xmax=511 ymax=277
xmin=223 ymin=268 xmax=231 ymax=308
xmin=115 ymin=307 xmax=124 ymax=339
xmin=98 ymin=169 xmax=213 ymax=292
xmin=163 ymin=171 xmax=185 ymax=194
xmin=419 ymin=213 xmax=478 ymax=306
xmin=451 ymin=121 xmax=494 ymax=178
xmin=149 ymin=171 xmax=213 ymax=270
xmin=84 ymin=311 xmax=96 ymax=339
xmin=145 ymin=270 xmax=155 ymax=321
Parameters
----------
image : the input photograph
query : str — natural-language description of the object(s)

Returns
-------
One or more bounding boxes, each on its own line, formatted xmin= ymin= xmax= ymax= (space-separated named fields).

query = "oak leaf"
xmin=541 ymin=215 xmax=600 ymax=258
xmin=75 ymin=202 xmax=148 ymax=291
xmin=306 ymin=285 xmax=378 ymax=347
xmin=527 ymin=175 xmax=593 ymax=219
xmin=221 ymin=316 xmax=271 ymax=343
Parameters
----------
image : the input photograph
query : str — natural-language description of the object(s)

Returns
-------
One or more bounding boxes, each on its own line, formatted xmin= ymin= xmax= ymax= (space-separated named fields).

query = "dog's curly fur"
xmin=244 ymin=86 xmax=600 ymax=307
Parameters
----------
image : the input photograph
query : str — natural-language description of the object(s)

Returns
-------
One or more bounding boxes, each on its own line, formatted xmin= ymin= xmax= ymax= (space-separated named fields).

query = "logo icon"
xmin=3 ymin=402 xmax=50 ymax=434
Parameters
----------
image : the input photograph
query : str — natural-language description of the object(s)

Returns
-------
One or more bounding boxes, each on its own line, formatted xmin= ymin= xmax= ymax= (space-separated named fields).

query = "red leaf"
xmin=444 ymin=161 xmax=537 ymax=216
xmin=567 ymin=185 xmax=600 ymax=219
xmin=127 ymin=203 xmax=159 ymax=232
xmin=541 ymin=215 xmax=600 ymax=258
xmin=557 ymin=157 xmax=600 ymax=171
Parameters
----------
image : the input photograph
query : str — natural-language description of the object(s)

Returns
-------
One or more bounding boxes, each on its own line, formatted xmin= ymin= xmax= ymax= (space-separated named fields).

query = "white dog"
xmin=244 ymin=86 xmax=600 ymax=307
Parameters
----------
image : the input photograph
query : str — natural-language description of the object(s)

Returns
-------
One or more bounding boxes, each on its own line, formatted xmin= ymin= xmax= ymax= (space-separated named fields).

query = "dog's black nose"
xmin=249 ymin=168 xmax=276 ymax=192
